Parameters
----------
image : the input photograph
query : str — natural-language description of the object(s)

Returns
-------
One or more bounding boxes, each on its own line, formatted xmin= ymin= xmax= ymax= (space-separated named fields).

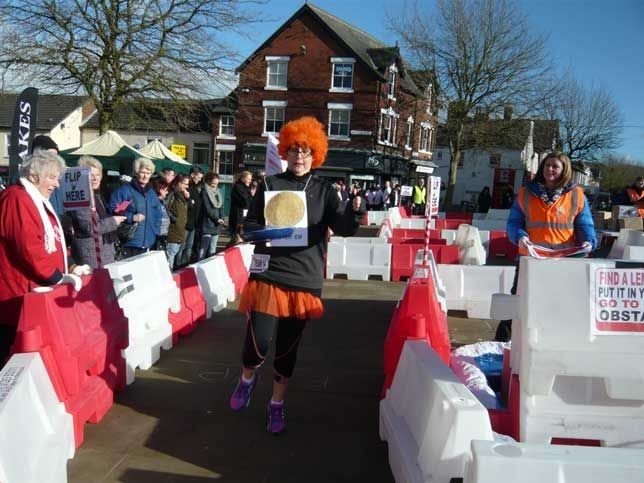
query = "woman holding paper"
xmin=497 ymin=152 xmax=596 ymax=341
xmin=0 ymin=151 xmax=86 ymax=364
xmin=229 ymin=116 xmax=364 ymax=434
xmin=68 ymin=156 xmax=125 ymax=269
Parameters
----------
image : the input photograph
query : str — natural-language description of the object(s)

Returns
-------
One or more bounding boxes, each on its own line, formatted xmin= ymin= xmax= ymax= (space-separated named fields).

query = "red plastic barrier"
xmin=169 ymin=268 xmax=206 ymax=343
xmin=391 ymin=243 xmax=459 ymax=281
xmin=445 ymin=212 xmax=473 ymax=222
xmin=13 ymin=269 xmax=128 ymax=447
xmin=434 ymin=219 xmax=471 ymax=230
xmin=488 ymin=230 xmax=518 ymax=259
xmin=223 ymin=246 xmax=249 ymax=297
xmin=382 ymin=269 xmax=451 ymax=398
xmin=359 ymin=212 xmax=368 ymax=225
xmin=398 ymin=205 xmax=411 ymax=218
xmin=390 ymin=228 xmax=442 ymax=242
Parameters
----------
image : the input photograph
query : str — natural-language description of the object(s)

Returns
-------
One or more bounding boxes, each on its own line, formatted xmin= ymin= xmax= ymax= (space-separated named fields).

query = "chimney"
xmin=503 ymin=104 xmax=513 ymax=120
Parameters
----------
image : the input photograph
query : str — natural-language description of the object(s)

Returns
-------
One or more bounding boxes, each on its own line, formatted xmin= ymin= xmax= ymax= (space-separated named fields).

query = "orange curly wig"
xmin=278 ymin=116 xmax=328 ymax=168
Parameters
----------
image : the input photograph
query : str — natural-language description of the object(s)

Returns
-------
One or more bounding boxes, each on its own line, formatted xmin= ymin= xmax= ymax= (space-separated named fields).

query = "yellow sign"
xmin=171 ymin=144 xmax=187 ymax=159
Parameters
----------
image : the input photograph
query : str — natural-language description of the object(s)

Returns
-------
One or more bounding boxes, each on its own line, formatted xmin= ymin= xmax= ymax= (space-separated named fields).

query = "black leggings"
xmin=242 ymin=311 xmax=307 ymax=380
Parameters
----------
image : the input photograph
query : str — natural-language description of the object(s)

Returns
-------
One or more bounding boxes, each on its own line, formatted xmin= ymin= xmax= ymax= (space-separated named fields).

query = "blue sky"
xmin=232 ymin=0 xmax=644 ymax=163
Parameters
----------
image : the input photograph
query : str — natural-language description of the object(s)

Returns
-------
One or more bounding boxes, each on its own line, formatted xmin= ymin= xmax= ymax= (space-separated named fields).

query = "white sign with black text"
xmin=61 ymin=167 xmax=92 ymax=211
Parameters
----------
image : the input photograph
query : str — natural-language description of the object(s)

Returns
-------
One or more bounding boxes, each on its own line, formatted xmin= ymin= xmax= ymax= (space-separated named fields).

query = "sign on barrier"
xmin=590 ymin=267 xmax=644 ymax=334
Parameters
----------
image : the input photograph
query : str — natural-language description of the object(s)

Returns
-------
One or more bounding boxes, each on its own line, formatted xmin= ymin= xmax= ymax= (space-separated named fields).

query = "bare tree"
xmin=389 ymin=0 xmax=554 ymax=207
xmin=0 ymin=0 xmax=263 ymax=133
xmin=554 ymin=75 xmax=622 ymax=161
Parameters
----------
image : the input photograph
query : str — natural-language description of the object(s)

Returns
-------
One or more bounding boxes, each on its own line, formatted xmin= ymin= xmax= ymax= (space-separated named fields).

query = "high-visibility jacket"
xmin=516 ymin=185 xmax=585 ymax=255
xmin=626 ymin=187 xmax=644 ymax=217
xmin=412 ymin=185 xmax=426 ymax=205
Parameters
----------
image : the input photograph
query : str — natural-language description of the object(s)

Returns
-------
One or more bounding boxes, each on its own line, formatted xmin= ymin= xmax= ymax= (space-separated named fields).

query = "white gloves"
xmin=71 ymin=264 xmax=92 ymax=276
xmin=581 ymin=241 xmax=593 ymax=254
xmin=58 ymin=273 xmax=82 ymax=291
xmin=518 ymin=236 xmax=531 ymax=249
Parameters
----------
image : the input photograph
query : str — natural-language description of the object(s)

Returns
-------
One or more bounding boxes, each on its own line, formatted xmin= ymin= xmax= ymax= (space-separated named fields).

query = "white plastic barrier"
xmin=192 ymin=254 xmax=236 ymax=316
xmin=326 ymin=236 xmax=392 ymax=281
xmin=237 ymin=242 xmax=255 ymax=270
xmin=413 ymin=249 xmax=448 ymax=313
xmin=516 ymin=257 xmax=644 ymax=445
xmin=489 ymin=293 xmax=518 ymax=321
xmin=106 ymin=251 xmax=177 ymax=384
xmin=608 ymin=229 xmax=644 ymax=259
xmin=380 ymin=340 xmax=494 ymax=483
xmin=436 ymin=264 xmax=515 ymax=318
xmin=368 ymin=210 xmax=388 ymax=226
xmin=442 ymin=228 xmax=490 ymax=255
xmin=624 ymin=245 xmax=644 ymax=261
xmin=387 ymin=207 xmax=402 ymax=228
xmin=517 ymin=257 xmax=644 ymax=398
xmin=454 ymin=225 xmax=487 ymax=265
xmin=464 ymin=440 xmax=644 ymax=483
xmin=485 ymin=209 xmax=510 ymax=220
xmin=0 ymin=353 xmax=74 ymax=483
xmin=400 ymin=218 xmax=434 ymax=229
xmin=472 ymin=219 xmax=508 ymax=232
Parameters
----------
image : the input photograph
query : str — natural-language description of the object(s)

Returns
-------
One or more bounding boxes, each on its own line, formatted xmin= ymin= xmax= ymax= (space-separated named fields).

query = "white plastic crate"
xmin=464 ymin=440 xmax=644 ymax=483
xmin=380 ymin=340 xmax=493 ymax=483
xmin=0 ymin=353 xmax=74 ymax=483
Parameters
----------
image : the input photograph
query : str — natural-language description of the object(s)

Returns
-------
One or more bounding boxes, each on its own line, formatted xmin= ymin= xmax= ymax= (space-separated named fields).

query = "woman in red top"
xmin=0 ymin=151 xmax=82 ymax=365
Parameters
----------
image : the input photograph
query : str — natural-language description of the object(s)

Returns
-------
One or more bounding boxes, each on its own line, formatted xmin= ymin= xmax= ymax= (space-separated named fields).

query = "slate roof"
xmin=435 ymin=118 xmax=559 ymax=152
xmin=0 ymin=93 xmax=87 ymax=129
xmin=236 ymin=3 xmax=423 ymax=95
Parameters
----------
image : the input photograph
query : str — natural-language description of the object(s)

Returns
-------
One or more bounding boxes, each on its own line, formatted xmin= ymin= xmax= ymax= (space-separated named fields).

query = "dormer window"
xmin=330 ymin=57 xmax=355 ymax=92
xmin=265 ymin=56 xmax=289 ymax=90
xmin=388 ymin=64 xmax=397 ymax=100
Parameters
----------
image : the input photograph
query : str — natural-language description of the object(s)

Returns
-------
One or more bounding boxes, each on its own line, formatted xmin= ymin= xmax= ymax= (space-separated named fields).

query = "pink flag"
xmin=113 ymin=200 xmax=132 ymax=214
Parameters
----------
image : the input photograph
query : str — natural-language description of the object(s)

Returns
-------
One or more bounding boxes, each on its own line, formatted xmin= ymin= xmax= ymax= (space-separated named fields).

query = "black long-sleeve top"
xmin=244 ymin=170 xmax=365 ymax=295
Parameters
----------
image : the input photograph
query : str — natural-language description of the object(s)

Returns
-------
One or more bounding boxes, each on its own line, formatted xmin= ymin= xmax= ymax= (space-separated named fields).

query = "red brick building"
xmin=232 ymin=3 xmax=437 ymax=186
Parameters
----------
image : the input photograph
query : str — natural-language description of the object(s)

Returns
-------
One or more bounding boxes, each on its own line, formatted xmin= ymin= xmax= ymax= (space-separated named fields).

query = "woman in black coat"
xmin=199 ymin=172 xmax=225 ymax=258
xmin=228 ymin=170 xmax=253 ymax=243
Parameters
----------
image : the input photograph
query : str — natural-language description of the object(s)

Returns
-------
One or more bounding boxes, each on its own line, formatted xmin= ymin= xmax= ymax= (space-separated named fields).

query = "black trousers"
xmin=494 ymin=260 xmax=520 ymax=342
xmin=242 ymin=311 xmax=307 ymax=379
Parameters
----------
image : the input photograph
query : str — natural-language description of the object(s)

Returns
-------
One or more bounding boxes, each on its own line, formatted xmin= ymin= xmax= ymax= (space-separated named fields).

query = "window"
xmin=426 ymin=83 xmax=433 ymax=114
xmin=419 ymin=123 xmax=433 ymax=152
xmin=218 ymin=151 xmax=234 ymax=175
xmin=266 ymin=56 xmax=289 ymax=90
xmin=379 ymin=108 xmax=399 ymax=145
xmin=489 ymin=153 xmax=501 ymax=167
xmin=330 ymin=57 xmax=355 ymax=91
xmin=388 ymin=65 xmax=397 ymax=99
xmin=4 ymin=133 xmax=10 ymax=158
xmin=328 ymin=103 xmax=352 ymax=138
xmin=263 ymin=100 xmax=287 ymax=134
xmin=220 ymin=115 xmax=235 ymax=137
xmin=193 ymin=142 xmax=210 ymax=165
xmin=405 ymin=117 xmax=414 ymax=149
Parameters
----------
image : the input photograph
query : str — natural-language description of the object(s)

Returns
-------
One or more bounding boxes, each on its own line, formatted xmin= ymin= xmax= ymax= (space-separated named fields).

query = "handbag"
xmin=117 ymin=221 xmax=138 ymax=242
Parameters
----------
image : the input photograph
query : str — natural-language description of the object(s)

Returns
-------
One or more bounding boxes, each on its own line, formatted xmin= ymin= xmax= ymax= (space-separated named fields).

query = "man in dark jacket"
xmin=178 ymin=165 xmax=203 ymax=265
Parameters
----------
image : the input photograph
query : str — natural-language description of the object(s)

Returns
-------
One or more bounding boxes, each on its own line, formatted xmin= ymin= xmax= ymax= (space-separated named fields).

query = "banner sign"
xmin=590 ymin=267 xmax=644 ymax=335
xmin=265 ymin=133 xmax=287 ymax=176
xmin=61 ymin=167 xmax=92 ymax=210
xmin=400 ymin=185 xmax=413 ymax=197
xmin=427 ymin=176 xmax=441 ymax=216
xmin=171 ymin=144 xmax=187 ymax=159
xmin=8 ymin=87 xmax=39 ymax=183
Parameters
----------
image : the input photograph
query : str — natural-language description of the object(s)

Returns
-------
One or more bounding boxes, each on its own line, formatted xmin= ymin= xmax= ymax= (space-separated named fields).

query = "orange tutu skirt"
xmin=238 ymin=280 xmax=324 ymax=320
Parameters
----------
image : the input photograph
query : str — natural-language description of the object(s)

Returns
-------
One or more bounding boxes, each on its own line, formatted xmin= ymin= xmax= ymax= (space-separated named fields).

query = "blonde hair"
xmin=133 ymin=157 xmax=155 ymax=173
xmin=78 ymin=155 xmax=103 ymax=172
xmin=19 ymin=150 xmax=66 ymax=182
xmin=236 ymin=170 xmax=252 ymax=183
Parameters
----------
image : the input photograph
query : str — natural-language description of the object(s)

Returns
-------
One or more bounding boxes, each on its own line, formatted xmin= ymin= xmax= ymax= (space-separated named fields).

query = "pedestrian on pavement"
xmin=412 ymin=177 xmax=427 ymax=215
xmin=68 ymin=156 xmax=126 ymax=268
xmin=109 ymin=157 xmax=163 ymax=259
xmin=177 ymin=165 xmax=204 ymax=265
xmin=626 ymin=176 xmax=644 ymax=217
xmin=151 ymin=177 xmax=171 ymax=252
xmin=228 ymin=170 xmax=253 ymax=245
xmin=497 ymin=152 xmax=596 ymax=341
xmin=165 ymin=174 xmax=191 ymax=270
xmin=477 ymin=186 xmax=492 ymax=213
xmin=198 ymin=172 xmax=225 ymax=259
xmin=0 ymin=150 xmax=86 ymax=365
xmin=229 ymin=116 xmax=365 ymax=434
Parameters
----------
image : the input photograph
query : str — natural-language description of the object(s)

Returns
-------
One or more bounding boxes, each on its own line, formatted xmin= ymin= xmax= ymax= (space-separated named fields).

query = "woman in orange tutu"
xmin=230 ymin=116 xmax=364 ymax=434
